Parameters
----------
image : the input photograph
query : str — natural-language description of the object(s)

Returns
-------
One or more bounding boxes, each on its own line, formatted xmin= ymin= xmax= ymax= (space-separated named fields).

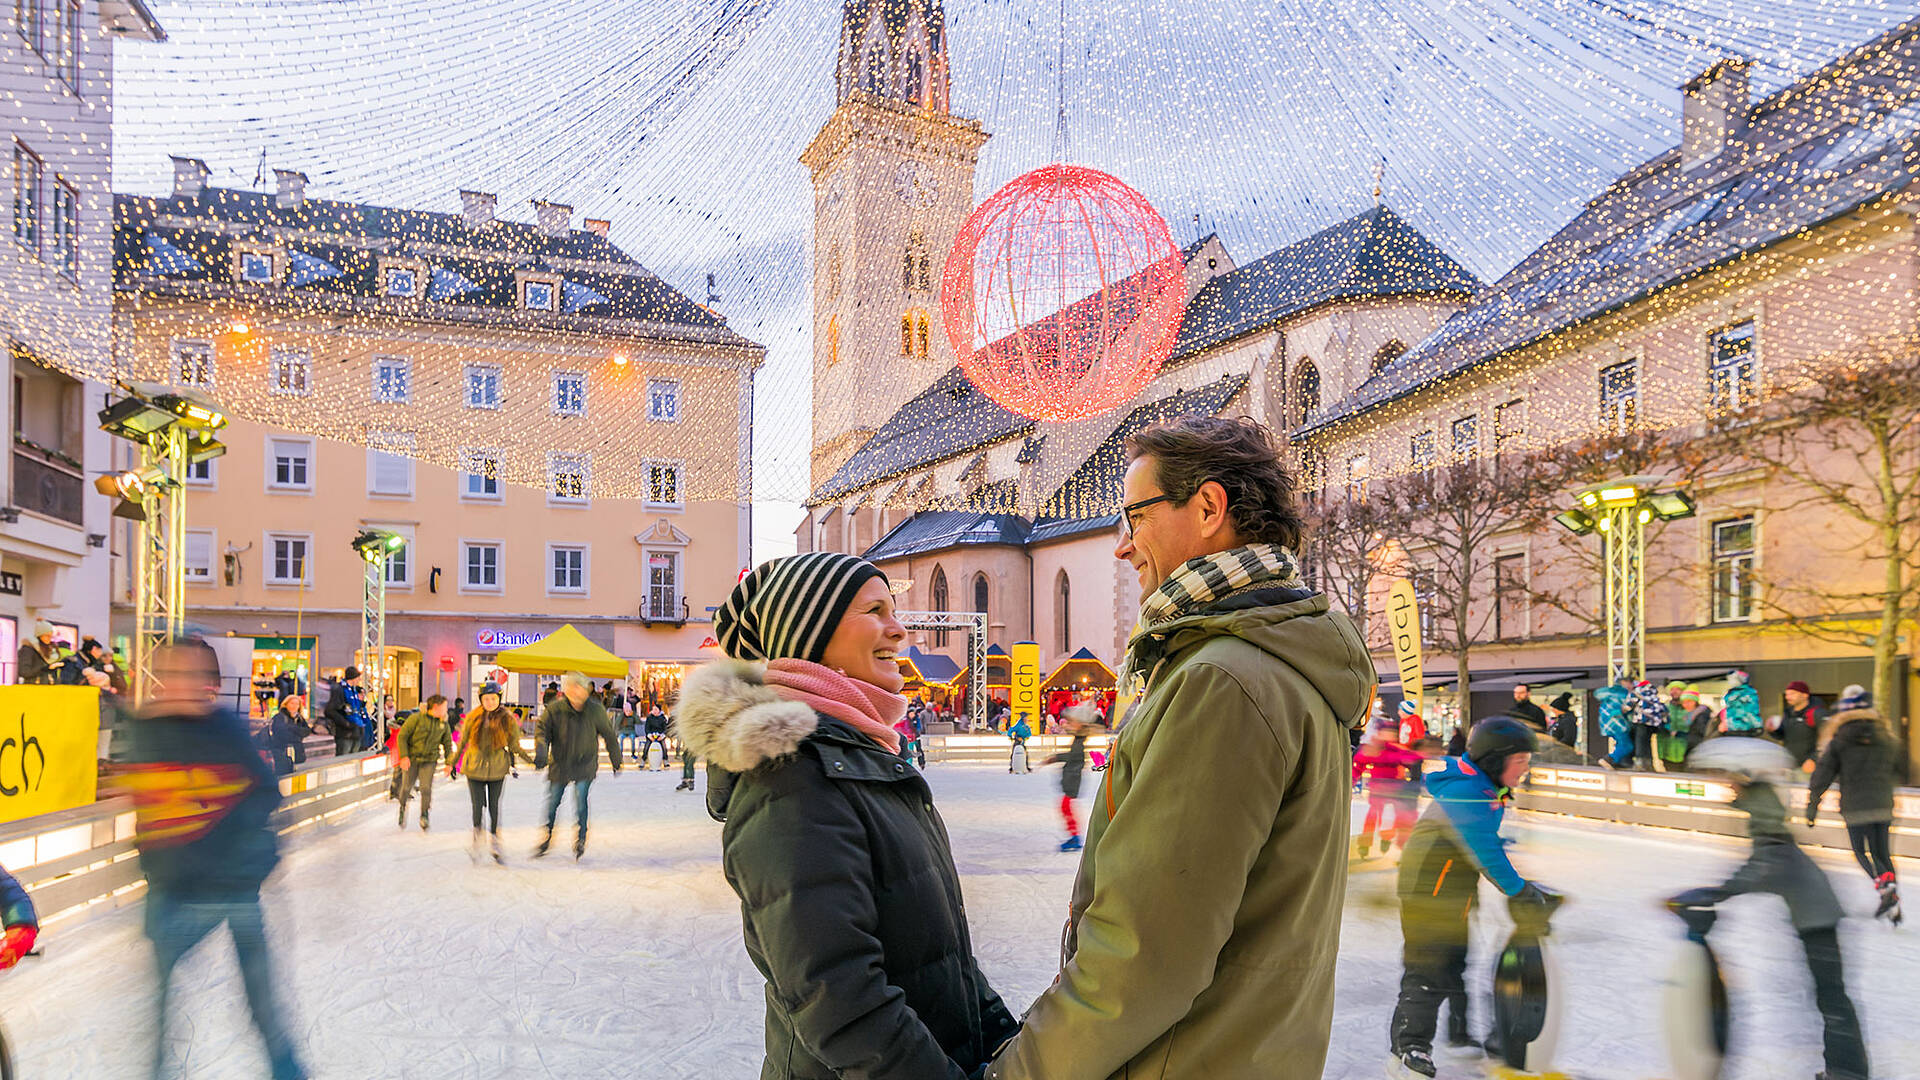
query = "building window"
xmin=551 ymin=370 xmax=586 ymax=417
xmin=521 ymin=278 xmax=556 ymax=311
xmin=184 ymin=456 xmax=215 ymax=487
xmin=384 ymin=266 xmax=418 ymax=297
xmin=372 ymin=355 xmax=411 ymax=403
xmin=1410 ymin=429 xmax=1436 ymax=469
xmin=462 ymin=542 xmax=501 ymax=591
xmin=1344 ymin=453 xmax=1369 ymax=502
xmin=645 ymin=551 xmax=679 ymax=619
xmin=376 ymin=526 xmax=414 ymax=587
xmin=1493 ymin=399 xmax=1523 ymax=451
xmin=972 ymin=572 xmax=989 ymax=627
xmin=171 ymin=339 xmax=213 ymax=388
xmin=12 ymin=141 xmax=41 ymax=253
xmin=238 ymin=250 xmax=276 ymax=284
xmin=265 ymin=533 xmax=312 ymax=585
xmin=367 ymin=432 xmax=415 ymax=498
xmin=904 ymin=231 xmax=932 ymax=292
xmin=48 ymin=176 xmax=75 ymax=278
xmin=644 ymin=460 xmax=682 ymax=508
xmin=827 ymin=315 xmax=842 ymax=366
xmin=550 ymin=544 xmax=587 ymax=594
xmin=1297 ymin=448 xmax=1324 ymax=496
xmin=465 ymin=364 xmax=502 ymax=409
xmin=647 ymin=379 xmax=680 ymax=423
xmin=900 ymin=312 xmax=932 ymax=359
xmin=184 ymin=529 xmax=214 ymax=584
xmin=268 ymin=346 xmax=312 ymax=396
xmin=1296 ymin=361 xmax=1321 ymax=425
xmin=1711 ymin=516 xmax=1755 ymax=622
xmin=1600 ymin=360 xmax=1637 ymax=434
xmin=1412 ymin=567 xmax=1436 ymax=645
xmin=1451 ymin=414 xmax=1479 ymax=462
xmin=267 ymin=437 xmax=312 ymax=491
xmin=51 ymin=0 xmax=77 ymax=90
xmin=1494 ymin=553 xmax=1527 ymax=640
xmin=1708 ymin=320 xmax=1757 ymax=416
xmin=1372 ymin=340 xmax=1407 ymax=374
xmin=931 ymin=565 xmax=950 ymax=647
xmin=1056 ymin=571 xmax=1071 ymax=655
xmin=460 ymin=448 xmax=501 ymax=500
xmin=548 ymin=452 xmax=590 ymax=504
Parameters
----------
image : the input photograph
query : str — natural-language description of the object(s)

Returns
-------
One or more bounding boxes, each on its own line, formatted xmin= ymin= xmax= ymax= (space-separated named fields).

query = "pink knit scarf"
xmin=764 ymin=659 xmax=905 ymax=755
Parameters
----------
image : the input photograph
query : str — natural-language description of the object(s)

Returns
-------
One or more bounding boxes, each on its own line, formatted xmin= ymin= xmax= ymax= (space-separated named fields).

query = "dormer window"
xmin=238 ymin=250 xmax=276 ymax=284
xmin=522 ymin=278 xmax=558 ymax=311
xmin=384 ymin=266 xmax=419 ymax=297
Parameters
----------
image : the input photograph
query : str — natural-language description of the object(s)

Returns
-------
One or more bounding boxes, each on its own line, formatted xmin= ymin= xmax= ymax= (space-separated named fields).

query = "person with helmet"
xmin=1397 ymin=699 xmax=1428 ymax=746
xmin=1353 ymin=715 xmax=1426 ymax=860
xmin=1389 ymin=717 xmax=1558 ymax=1078
xmin=1673 ymin=737 xmax=1869 ymax=1080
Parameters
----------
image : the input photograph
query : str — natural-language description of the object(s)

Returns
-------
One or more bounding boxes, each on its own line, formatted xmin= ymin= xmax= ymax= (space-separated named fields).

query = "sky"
xmin=109 ymin=0 xmax=1917 ymax=561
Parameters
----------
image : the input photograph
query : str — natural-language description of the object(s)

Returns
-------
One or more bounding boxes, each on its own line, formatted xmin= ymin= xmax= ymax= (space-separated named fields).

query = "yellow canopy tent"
xmin=492 ymin=624 xmax=630 ymax=679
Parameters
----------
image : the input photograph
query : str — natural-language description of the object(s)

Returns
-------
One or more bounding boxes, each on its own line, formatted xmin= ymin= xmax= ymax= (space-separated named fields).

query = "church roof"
xmin=812 ymin=367 xmax=1036 ymax=502
xmin=862 ymin=510 xmax=1031 ymax=562
xmin=1301 ymin=19 xmax=1920 ymax=436
xmin=1171 ymin=205 xmax=1481 ymax=361
xmin=1033 ymin=372 xmax=1251 ymax=525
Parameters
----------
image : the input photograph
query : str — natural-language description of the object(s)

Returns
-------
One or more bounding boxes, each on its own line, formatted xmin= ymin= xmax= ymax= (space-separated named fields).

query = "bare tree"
xmin=1713 ymin=333 xmax=1920 ymax=733
xmin=1299 ymin=485 xmax=1404 ymax=646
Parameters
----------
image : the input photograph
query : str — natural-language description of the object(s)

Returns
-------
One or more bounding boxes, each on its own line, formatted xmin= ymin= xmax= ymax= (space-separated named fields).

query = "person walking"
xmin=676 ymin=551 xmax=1018 ymax=1079
xmin=533 ymin=672 xmax=622 ymax=859
xmin=1808 ymin=685 xmax=1901 ymax=924
xmin=453 ymin=683 xmax=535 ymax=863
xmin=986 ymin=417 xmax=1374 ymax=1080
xmin=396 ymin=696 xmax=454 ymax=831
xmin=119 ymin=637 xmax=307 ymax=1080
xmin=1781 ymin=680 xmax=1822 ymax=770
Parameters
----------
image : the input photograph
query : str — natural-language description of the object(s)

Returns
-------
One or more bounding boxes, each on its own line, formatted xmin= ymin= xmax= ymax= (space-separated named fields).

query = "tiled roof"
xmin=1170 ymin=206 xmax=1481 ymax=361
xmin=812 ymin=367 xmax=1036 ymax=501
xmin=1034 ymin=373 xmax=1250 ymax=522
xmin=1302 ymin=24 xmax=1920 ymax=435
xmin=860 ymin=510 xmax=1031 ymax=563
xmin=112 ymin=188 xmax=756 ymax=348
xmin=901 ymin=646 xmax=961 ymax=684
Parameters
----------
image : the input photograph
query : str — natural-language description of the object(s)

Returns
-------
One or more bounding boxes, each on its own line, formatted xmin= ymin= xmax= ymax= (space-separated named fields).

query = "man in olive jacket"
xmin=988 ymin=418 xmax=1375 ymax=1080
xmin=533 ymin=671 xmax=622 ymax=858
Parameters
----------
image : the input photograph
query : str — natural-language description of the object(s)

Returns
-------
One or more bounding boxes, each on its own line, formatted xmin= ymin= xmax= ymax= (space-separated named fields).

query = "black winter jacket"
xmin=1782 ymin=702 xmax=1821 ymax=767
xmin=534 ymin=697 xmax=621 ymax=785
xmin=676 ymin=660 xmax=1018 ymax=1080
xmin=1808 ymin=709 xmax=1897 ymax=826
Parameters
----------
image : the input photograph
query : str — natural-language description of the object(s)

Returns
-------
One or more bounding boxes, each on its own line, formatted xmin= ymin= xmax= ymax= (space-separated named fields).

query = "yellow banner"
xmin=0 ymin=686 xmax=100 ymax=825
xmin=1010 ymin=641 xmax=1040 ymax=729
xmin=1387 ymin=578 xmax=1423 ymax=716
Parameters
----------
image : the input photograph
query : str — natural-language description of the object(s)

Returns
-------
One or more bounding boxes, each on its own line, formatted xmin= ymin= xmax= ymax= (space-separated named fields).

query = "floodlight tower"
xmin=97 ymin=383 xmax=228 ymax=701
xmin=1553 ymin=475 xmax=1696 ymax=683
xmin=352 ymin=529 xmax=407 ymax=743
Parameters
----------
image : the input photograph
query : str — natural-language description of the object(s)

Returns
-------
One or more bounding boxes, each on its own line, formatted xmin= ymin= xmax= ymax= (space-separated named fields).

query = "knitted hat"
xmin=1396 ymin=699 xmax=1418 ymax=717
xmin=1836 ymin=684 xmax=1871 ymax=711
xmin=32 ymin=620 xmax=54 ymax=639
xmin=1785 ymin=680 xmax=1811 ymax=695
xmin=715 ymin=552 xmax=888 ymax=663
xmin=1680 ymin=687 xmax=1700 ymax=703
xmin=1548 ymin=692 xmax=1573 ymax=712
xmin=1728 ymin=670 xmax=1749 ymax=686
xmin=343 ymin=665 xmax=360 ymax=681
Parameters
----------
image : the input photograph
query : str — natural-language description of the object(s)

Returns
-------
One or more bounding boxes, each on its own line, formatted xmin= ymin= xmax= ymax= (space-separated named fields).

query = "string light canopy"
xmin=940 ymin=164 xmax=1186 ymax=421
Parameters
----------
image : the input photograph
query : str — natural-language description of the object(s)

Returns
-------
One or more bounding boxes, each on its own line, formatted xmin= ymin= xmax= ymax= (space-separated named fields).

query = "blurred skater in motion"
xmin=0 ymin=861 xmax=38 ymax=970
xmin=1389 ymin=718 xmax=1559 ymax=1078
xmin=1352 ymin=714 xmax=1424 ymax=860
xmin=1807 ymin=685 xmax=1901 ymax=925
xmin=454 ymin=682 xmax=535 ymax=863
xmin=1043 ymin=705 xmax=1096 ymax=852
xmin=1677 ymin=737 xmax=1869 ymax=1080
xmin=533 ymin=671 xmax=623 ymax=859
xmin=118 ymin=637 xmax=306 ymax=1080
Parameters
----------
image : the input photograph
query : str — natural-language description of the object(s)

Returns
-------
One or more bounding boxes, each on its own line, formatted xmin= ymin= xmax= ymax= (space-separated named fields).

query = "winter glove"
xmin=0 ymin=924 xmax=37 ymax=969
xmin=1666 ymin=887 xmax=1724 ymax=941
xmin=1508 ymin=882 xmax=1563 ymax=933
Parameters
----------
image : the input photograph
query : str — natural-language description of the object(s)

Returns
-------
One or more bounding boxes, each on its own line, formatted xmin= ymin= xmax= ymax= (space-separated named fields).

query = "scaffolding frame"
xmin=130 ymin=426 xmax=190 ymax=703
xmin=894 ymin=610 xmax=987 ymax=730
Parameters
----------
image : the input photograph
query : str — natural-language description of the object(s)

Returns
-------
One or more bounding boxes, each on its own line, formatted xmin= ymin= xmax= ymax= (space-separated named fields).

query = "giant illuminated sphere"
xmin=940 ymin=164 xmax=1187 ymax=422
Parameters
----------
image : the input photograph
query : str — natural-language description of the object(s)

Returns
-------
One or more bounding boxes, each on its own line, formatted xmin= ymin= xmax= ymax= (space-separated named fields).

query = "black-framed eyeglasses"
xmin=1121 ymin=494 xmax=1176 ymax=537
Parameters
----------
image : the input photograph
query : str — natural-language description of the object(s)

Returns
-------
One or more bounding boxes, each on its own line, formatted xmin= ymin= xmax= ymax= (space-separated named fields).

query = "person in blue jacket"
xmin=0 ymin=863 xmax=37 ymax=970
xmin=1389 ymin=717 xmax=1558 ymax=1078
xmin=1594 ymin=674 xmax=1633 ymax=768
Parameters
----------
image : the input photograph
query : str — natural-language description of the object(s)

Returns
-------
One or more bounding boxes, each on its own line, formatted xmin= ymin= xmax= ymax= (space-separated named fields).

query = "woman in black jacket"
xmin=676 ymin=553 xmax=1017 ymax=1080
xmin=1807 ymin=685 xmax=1900 ymax=924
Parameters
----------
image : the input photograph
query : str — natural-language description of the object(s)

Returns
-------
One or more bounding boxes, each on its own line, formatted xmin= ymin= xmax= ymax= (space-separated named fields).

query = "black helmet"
xmin=1467 ymin=717 xmax=1538 ymax=784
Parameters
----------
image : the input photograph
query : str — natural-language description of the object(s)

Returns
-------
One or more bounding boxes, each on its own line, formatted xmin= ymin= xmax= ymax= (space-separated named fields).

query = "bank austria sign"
xmin=476 ymin=629 xmax=545 ymax=649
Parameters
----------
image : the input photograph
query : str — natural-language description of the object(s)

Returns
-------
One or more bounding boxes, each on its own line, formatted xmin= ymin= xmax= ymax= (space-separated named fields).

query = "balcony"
xmin=12 ymin=437 xmax=83 ymax=526
xmin=639 ymin=596 xmax=690 ymax=628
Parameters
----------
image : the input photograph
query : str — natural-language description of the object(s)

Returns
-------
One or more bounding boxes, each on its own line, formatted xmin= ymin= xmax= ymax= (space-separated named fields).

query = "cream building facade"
xmin=111 ymin=166 xmax=763 ymax=707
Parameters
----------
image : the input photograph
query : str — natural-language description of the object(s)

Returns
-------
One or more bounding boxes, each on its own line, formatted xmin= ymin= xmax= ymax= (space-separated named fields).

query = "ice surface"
xmin=5 ymin=766 xmax=1916 ymax=1078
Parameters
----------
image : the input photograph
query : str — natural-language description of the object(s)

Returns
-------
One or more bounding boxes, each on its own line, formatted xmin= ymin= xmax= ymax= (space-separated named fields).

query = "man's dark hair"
xmin=424 ymin=694 xmax=448 ymax=711
xmin=1124 ymin=416 xmax=1304 ymax=549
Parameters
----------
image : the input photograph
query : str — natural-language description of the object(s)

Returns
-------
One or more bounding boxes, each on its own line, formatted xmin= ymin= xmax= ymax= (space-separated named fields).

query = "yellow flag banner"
xmin=1010 ymin=642 xmax=1040 ymax=728
xmin=1387 ymin=578 xmax=1423 ymax=716
xmin=0 ymin=686 xmax=100 ymax=826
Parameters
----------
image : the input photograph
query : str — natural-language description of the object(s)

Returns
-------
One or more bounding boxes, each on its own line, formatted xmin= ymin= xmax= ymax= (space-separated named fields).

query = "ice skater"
xmin=395 ymin=695 xmax=453 ymax=831
xmin=1807 ymin=685 xmax=1901 ymax=925
xmin=453 ymin=683 xmax=535 ymax=863
xmin=0 ymin=860 xmax=37 ymax=971
xmin=1043 ymin=706 xmax=1095 ymax=852
xmin=1390 ymin=717 xmax=1558 ymax=1078
xmin=533 ymin=671 xmax=623 ymax=859
xmin=1675 ymin=736 xmax=1870 ymax=1080
xmin=1007 ymin=712 xmax=1032 ymax=773
xmin=1352 ymin=715 xmax=1424 ymax=860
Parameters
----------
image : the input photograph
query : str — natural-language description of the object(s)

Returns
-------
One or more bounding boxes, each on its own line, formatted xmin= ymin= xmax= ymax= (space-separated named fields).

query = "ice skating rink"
xmin=8 ymin=765 xmax=1917 ymax=1079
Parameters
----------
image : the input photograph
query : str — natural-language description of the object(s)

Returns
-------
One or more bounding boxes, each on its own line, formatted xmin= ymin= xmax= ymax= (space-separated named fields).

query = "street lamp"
xmin=352 ymin=528 xmax=408 ymax=746
xmin=1555 ymin=475 xmax=1696 ymax=683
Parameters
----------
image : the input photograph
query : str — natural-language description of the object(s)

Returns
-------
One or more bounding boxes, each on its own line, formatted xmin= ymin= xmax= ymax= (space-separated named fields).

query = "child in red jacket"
xmin=1354 ymin=716 xmax=1426 ymax=859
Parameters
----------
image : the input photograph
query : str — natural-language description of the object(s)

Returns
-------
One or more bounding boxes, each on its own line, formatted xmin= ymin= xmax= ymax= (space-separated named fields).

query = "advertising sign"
xmin=1387 ymin=577 xmax=1423 ymax=715
xmin=475 ymin=629 xmax=544 ymax=649
xmin=1010 ymin=641 xmax=1040 ymax=728
xmin=0 ymin=686 xmax=100 ymax=825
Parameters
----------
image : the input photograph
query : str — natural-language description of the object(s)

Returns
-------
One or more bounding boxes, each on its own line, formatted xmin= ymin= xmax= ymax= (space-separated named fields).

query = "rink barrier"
xmin=1513 ymin=765 xmax=1920 ymax=858
xmin=922 ymin=733 xmax=1115 ymax=765
xmin=0 ymin=750 xmax=393 ymax=926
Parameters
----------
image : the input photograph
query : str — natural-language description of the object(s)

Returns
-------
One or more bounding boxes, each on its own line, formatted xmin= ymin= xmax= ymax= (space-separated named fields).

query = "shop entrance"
xmin=248 ymin=636 xmax=315 ymax=718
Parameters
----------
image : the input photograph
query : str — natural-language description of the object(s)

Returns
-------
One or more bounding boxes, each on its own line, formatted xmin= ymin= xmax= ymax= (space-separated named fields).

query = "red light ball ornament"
xmin=939 ymin=164 xmax=1187 ymax=422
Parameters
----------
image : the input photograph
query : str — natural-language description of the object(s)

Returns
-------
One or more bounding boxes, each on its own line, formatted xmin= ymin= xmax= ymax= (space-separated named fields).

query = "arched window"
xmin=902 ymin=310 xmax=930 ymax=359
xmin=827 ymin=315 xmax=842 ymax=367
xmin=1372 ymin=340 xmax=1406 ymax=374
xmin=1296 ymin=360 xmax=1321 ymax=425
xmin=1056 ymin=570 xmax=1071 ymax=655
xmin=905 ymin=50 xmax=924 ymax=105
xmin=931 ymin=566 xmax=949 ymax=646
xmin=904 ymin=231 xmax=931 ymax=293
xmin=972 ymin=572 xmax=989 ymax=619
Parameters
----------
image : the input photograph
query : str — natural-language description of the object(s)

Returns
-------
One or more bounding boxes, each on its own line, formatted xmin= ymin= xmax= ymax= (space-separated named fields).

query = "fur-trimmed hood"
xmin=672 ymin=659 xmax=820 ymax=774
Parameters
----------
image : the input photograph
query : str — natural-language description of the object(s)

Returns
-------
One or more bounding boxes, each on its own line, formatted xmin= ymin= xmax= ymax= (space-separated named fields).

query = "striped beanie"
xmin=714 ymin=553 xmax=887 ymax=663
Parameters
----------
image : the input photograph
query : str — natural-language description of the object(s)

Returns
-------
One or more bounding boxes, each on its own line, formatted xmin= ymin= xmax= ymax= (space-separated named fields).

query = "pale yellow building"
xmin=110 ymin=166 xmax=762 ymax=708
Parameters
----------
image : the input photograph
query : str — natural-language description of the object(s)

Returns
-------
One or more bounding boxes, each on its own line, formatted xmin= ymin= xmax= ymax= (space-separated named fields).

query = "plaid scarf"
xmin=1139 ymin=543 xmax=1305 ymax=628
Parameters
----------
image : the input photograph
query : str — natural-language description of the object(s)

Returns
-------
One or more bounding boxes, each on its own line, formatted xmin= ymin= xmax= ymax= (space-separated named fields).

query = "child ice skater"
xmin=1354 ymin=715 xmax=1425 ymax=859
xmin=1044 ymin=706 xmax=1095 ymax=852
